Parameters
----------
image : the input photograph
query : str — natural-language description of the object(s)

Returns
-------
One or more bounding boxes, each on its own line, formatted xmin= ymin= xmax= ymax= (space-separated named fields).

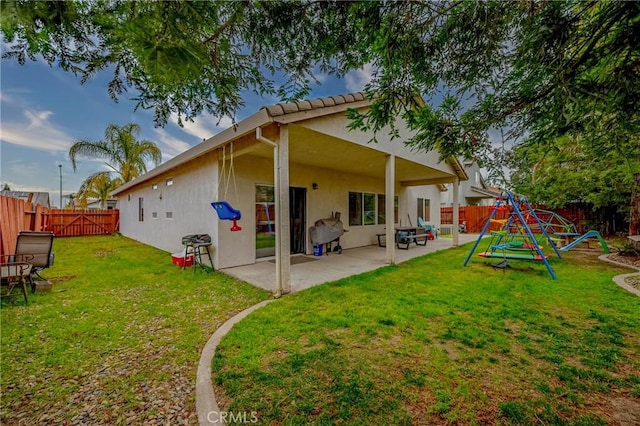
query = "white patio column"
xmin=275 ymin=124 xmax=291 ymax=295
xmin=452 ymin=176 xmax=460 ymax=246
xmin=385 ymin=154 xmax=395 ymax=264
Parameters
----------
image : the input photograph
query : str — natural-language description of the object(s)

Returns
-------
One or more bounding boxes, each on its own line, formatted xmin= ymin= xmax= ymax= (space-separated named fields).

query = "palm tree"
xmin=69 ymin=123 xmax=162 ymax=206
xmin=69 ymin=123 xmax=162 ymax=184
xmin=75 ymin=174 xmax=123 ymax=209
xmin=65 ymin=193 xmax=76 ymax=209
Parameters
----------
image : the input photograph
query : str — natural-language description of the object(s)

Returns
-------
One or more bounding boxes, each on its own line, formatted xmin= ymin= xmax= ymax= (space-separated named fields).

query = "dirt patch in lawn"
xmin=608 ymin=397 xmax=640 ymax=425
xmin=48 ymin=275 xmax=75 ymax=284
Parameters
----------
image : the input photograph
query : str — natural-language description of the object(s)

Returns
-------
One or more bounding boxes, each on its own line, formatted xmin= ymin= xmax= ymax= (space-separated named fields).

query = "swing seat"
xmin=211 ymin=201 xmax=241 ymax=221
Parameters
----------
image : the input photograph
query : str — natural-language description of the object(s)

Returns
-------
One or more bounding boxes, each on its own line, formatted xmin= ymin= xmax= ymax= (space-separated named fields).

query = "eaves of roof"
xmin=448 ymin=157 xmax=469 ymax=182
xmin=470 ymin=185 xmax=499 ymax=198
xmin=113 ymin=93 xmax=375 ymax=195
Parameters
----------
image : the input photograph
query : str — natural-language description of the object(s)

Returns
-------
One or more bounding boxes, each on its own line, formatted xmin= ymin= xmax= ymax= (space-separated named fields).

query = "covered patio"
xmin=221 ymin=234 xmax=480 ymax=293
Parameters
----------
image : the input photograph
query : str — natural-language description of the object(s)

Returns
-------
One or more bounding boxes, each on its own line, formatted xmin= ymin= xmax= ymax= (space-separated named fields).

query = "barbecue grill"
xmin=181 ymin=234 xmax=213 ymax=271
xmin=309 ymin=212 xmax=346 ymax=255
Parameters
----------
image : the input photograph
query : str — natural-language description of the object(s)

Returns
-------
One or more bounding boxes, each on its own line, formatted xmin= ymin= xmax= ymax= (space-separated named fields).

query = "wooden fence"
xmin=48 ymin=209 xmax=119 ymax=237
xmin=440 ymin=204 xmax=616 ymax=235
xmin=0 ymin=195 xmax=119 ymax=257
xmin=0 ymin=195 xmax=50 ymax=257
xmin=440 ymin=206 xmax=510 ymax=233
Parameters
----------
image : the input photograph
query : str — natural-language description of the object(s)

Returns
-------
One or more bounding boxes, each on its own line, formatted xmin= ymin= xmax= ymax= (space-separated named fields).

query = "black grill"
xmin=181 ymin=234 xmax=211 ymax=245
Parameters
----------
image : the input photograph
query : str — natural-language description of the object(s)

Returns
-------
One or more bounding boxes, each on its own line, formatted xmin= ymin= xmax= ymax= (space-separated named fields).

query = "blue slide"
xmin=558 ymin=230 xmax=609 ymax=253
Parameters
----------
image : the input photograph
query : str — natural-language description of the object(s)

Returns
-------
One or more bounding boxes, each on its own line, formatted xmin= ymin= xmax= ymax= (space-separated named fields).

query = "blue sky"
xmin=1 ymin=56 xmax=373 ymax=207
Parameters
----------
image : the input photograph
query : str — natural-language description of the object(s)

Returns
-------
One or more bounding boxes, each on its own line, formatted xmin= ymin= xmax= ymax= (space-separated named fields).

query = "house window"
xmin=377 ymin=194 xmax=386 ymax=224
xmin=363 ymin=193 xmax=376 ymax=225
xmin=377 ymin=194 xmax=399 ymax=225
xmin=152 ymin=212 xmax=158 ymax=219
xmin=166 ymin=211 xmax=173 ymax=219
xmin=152 ymin=183 xmax=158 ymax=190
xmin=166 ymin=178 xmax=173 ymax=186
xmin=138 ymin=197 xmax=144 ymax=222
xmin=348 ymin=192 xmax=362 ymax=226
xmin=417 ymin=198 xmax=431 ymax=222
xmin=350 ymin=192 xmax=396 ymax=226
xmin=256 ymin=185 xmax=276 ymax=258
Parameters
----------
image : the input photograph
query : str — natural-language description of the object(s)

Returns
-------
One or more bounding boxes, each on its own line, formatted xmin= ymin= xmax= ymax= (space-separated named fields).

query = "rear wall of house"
xmin=117 ymin=152 xmax=444 ymax=270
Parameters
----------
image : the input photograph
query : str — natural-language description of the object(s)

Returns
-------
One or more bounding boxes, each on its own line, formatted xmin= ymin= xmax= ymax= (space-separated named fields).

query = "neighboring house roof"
xmin=0 ymin=190 xmax=50 ymax=208
xmin=459 ymin=158 xmax=497 ymax=199
xmin=469 ymin=185 xmax=500 ymax=198
xmin=112 ymin=92 xmax=467 ymax=196
xmin=77 ymin=198 xmax=117 ymax=209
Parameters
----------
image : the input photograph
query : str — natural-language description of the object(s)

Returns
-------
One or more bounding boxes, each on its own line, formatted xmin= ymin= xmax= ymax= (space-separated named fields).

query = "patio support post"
xmin=452 ymin=176 xmax=460 ymax=246
xmin=276 ymin=125 xmax=292 ymax=295
xmin=256 ymin=126 xmax=291 ymax=297
xmin=385 ymin=154 xmax=396 ymax=264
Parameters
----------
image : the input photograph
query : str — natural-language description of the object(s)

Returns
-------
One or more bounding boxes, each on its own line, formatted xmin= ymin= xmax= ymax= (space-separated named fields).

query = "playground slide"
xmin=558 ymin=230 xmax=609 ymax=253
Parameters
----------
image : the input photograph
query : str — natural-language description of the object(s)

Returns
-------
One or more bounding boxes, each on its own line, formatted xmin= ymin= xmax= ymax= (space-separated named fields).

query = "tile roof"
xmin=262 ymin=92 xmax=367 ymax=117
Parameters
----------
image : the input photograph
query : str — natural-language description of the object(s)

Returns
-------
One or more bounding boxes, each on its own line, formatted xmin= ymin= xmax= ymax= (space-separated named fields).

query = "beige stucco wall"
xmin=215 ymin=154 xmax=443 ymax=268
xmin=229 ymin=154 xmax=395 ymax=258
xmin=118 ymin=154 xmax=220 ymax=263
xmin=405 ymin=186 xmax=443 ymax=226
xmin=299 ymin=113 xmax=450 ymax=175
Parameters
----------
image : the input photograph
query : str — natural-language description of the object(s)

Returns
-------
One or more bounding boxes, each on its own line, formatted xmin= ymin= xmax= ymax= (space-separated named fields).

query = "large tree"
xmin=68 ymin=123 xmax=161 ymax=195
xmin=3 ymin=0 xmax=638 ymax=229
xmin=75 ymin=173 xmax=122 ymax=209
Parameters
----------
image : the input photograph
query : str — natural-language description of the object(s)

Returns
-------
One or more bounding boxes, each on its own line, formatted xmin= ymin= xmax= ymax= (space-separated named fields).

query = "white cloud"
xmin=153 ymin=113 xmax=236 ymax=162
xmin=0 ymin=108 xmax=74 ymax=152
xmin=314 ymin=71 xmax=329 ymax=84
xmin=2 ymin=159 xmax=43 ymax=184
xmin=170 ymin=113 xmax=233 ymax=141
xmin=153 ymin=128 xmax=193 ymax=162
xmin=345 ymin=63 xmax=376 ymax=93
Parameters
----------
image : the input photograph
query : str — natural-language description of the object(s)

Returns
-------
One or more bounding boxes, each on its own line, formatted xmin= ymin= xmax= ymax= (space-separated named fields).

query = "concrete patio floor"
xmin=221 ymin=234 xmax=480 ymax=294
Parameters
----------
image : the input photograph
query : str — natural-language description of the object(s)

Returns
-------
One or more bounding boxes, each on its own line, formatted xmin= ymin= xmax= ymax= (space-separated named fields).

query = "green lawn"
xmin=213 ymin=246 xmax=640 ymax=425
xmin=0 ymin=235 xmax=269 ymax=425
xmin=2 ymin=236 xmax=638 ymax=425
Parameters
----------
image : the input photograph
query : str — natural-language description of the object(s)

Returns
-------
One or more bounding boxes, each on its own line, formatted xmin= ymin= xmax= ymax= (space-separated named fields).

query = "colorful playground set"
xmin=463 ymin=191 xmax=609 ymax=280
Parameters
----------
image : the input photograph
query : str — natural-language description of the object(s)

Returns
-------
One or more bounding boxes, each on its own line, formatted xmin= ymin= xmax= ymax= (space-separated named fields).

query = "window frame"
xmin=350 ymin=192 xmax=398 ymax=226
xmin=417 ymin=197 xmax=431 ymax=222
